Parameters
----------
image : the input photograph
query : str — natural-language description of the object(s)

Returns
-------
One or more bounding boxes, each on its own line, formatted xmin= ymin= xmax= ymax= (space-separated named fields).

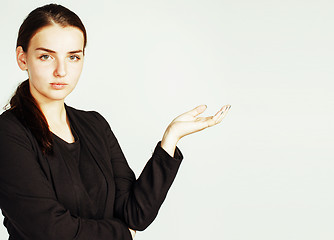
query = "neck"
xmin=38 ymin=100 xmax=67 ymax=126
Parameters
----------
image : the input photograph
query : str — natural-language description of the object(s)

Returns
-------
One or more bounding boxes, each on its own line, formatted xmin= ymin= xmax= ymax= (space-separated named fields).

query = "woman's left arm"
xmin=99 ymin=104 xmax=230 ymax=231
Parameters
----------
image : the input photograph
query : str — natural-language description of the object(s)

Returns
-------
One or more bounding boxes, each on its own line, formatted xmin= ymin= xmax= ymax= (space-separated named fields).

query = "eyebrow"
xmin=35 ymin=47 xmax=83 ymax=54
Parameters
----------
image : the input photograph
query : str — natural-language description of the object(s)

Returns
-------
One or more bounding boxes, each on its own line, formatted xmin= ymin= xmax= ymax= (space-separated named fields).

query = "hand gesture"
xmin=161 ymin=104 xmax=231 ymax=156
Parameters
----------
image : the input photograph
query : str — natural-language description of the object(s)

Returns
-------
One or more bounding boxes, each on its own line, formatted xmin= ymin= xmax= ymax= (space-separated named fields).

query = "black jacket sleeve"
xmin=94 ymin=112 xmax=183 ymax=231
xmin=0 ymin=112 xmax=133 ymax=240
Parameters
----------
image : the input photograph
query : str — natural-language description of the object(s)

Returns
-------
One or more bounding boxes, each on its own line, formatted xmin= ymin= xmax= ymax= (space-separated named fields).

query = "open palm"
xmin=161 ymin=104 xmax=231 ymax=157
xmin=169 ymin=104 xmax=231 ymax=140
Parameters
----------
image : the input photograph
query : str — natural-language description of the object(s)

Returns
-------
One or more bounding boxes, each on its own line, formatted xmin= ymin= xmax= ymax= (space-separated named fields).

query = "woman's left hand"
xmin=161 ymin=104 xmax=231 ymax=156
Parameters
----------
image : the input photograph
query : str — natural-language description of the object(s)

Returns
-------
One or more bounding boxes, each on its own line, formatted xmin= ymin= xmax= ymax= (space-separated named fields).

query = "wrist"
xmin=161 ymin=126 xmax=179 ymax=157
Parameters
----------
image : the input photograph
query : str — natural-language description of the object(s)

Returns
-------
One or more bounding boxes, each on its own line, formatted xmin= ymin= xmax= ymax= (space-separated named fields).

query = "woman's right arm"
xmin=0 ymin=114 xmax=133 ymax=240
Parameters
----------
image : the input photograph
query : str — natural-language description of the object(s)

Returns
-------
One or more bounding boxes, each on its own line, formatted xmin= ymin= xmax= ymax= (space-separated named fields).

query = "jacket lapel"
xmin=65 ymin=105 xmax=115 ymax=218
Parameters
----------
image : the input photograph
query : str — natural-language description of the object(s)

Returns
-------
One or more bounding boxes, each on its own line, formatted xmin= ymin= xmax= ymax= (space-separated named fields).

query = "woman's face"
xmin=17 ymin=24 xmax=85 ymax=104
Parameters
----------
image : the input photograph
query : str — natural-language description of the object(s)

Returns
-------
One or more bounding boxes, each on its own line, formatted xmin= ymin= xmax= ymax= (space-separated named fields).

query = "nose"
xmin=54 ymin=59 xmax=67 ymax=77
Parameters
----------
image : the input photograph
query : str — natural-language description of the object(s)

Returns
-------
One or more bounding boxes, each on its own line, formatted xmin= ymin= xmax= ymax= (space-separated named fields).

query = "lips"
xmin=50 ymin=82 xmax=68 ymax=90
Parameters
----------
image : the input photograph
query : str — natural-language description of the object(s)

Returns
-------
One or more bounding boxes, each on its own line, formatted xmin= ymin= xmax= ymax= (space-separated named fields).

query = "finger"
xmin=197 ymin=105 xmax=230 ymax=125
xmin=196 ymin=116 xmax=218 ymax=127
xmin=216 ymin=105 xmax=231 ymax=123
xmin=213 ymin=107 xmax=224 ymax=117
xmin=195 ymin=116 xmax=213 ymax=122
xmin=212 ymin=104 xmax=230 ymax=121
xmin=185 ymin=105 xmax=207 ymax=118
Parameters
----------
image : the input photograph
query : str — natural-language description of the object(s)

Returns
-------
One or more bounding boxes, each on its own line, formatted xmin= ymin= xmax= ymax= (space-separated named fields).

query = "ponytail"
xmin=8 ymin=4 xmax=87 ymax=154
xmin=9 ymin=80 xmax=53 ymax=154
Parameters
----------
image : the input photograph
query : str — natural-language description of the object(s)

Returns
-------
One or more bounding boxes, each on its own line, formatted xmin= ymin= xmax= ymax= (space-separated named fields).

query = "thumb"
xmin=186 ymin=105 xmax=207 ymax=117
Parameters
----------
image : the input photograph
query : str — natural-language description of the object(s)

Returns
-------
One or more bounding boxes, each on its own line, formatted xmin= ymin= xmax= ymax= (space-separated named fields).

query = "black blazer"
xmin=0 ymin=105 xmax=183 ymax=240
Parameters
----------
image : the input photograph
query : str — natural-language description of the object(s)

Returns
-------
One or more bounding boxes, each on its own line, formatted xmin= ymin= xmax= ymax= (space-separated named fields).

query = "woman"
xmin=0 ymin=4 xmax=230 ymax=240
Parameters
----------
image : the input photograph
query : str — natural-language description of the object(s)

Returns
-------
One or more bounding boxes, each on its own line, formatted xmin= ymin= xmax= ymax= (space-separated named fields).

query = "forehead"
xmin=29 ymin=25 xmax=84 ymax=52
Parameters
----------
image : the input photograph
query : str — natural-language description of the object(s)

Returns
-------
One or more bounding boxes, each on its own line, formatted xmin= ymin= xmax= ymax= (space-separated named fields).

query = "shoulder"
xmin=65 ymin=105 xmax=118 ymax=154
xmin=0 ymin=110 xmax=28 ymax=134
xmin=65 ymin=105 xmax=112 ymax=135
xmin=66 ymin=105 xmax=108 ymax=124
xmin=0 ymin=110 xmax=36 ymax=152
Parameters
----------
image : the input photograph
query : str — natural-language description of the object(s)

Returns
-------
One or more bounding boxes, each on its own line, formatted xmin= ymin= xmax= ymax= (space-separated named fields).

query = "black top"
xmin=0 ymin=105 xmax=183 ymax=240
xmin=53 ymin=127 xmax=107 ymax=219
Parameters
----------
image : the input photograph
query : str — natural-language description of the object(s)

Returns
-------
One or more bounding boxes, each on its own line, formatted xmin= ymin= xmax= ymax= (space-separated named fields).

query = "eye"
xmin=69 ymin=55 xmax=81 ymax=61
xmin=39 ymin=54 xmax=51 ymax=61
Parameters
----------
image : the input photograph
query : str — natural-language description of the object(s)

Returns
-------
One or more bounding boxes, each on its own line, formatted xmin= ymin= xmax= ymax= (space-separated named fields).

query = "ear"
xmin=16 ymin=46 xmax=28 ymax=71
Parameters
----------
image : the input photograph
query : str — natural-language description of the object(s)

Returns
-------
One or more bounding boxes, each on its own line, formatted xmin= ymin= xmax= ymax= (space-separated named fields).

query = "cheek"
xmin=70 ymin=63 xmax=84 ymax=78
xmin=27 ymin=61 xmax=53 ymax=80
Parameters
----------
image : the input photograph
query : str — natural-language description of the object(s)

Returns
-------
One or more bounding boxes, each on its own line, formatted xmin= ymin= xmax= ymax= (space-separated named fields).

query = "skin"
xmin=16 ymin=24 xmax=85 ymax=143
xmin=16 ymin=23 xmax=231 ymax=239
xmin=161 ymin=104 xmax=230 ymax=156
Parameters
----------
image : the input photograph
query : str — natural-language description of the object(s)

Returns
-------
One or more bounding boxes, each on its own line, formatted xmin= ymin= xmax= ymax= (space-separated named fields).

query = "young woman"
xmin=0 ymin=4 xmax=230 ymax=240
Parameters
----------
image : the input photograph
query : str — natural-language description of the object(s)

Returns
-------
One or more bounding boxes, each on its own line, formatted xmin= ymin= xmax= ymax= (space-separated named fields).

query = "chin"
xmin=46 ymin=92 xmax=71 ymax=101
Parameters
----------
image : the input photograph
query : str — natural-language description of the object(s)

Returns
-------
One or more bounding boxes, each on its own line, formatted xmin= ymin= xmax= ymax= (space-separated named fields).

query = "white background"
xmin=0 ymin=0 xmax=333 ymax=239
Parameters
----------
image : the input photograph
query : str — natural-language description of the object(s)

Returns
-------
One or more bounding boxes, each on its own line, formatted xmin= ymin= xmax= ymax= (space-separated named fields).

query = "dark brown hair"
xmin=10 ymin=4 xmax=87 ymax=154
xmin=17 ymin=4 xmax=87 ymax=52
